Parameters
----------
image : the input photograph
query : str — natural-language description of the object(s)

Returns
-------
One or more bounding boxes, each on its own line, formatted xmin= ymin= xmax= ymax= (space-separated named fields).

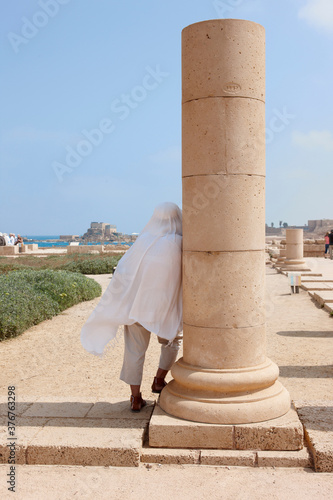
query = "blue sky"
xmin=1 ymin=0 xmax=332 ymax=235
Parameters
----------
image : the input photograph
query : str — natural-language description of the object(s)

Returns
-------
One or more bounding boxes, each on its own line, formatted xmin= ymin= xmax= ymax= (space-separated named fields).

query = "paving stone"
xmin=301 ymin=283 xmax=333 ymax=292
xmin=257 ymin=448 xmax=312 ymax=468
xmin=22 ymin=397 xmax=94 ymax=418
xmin=85 ymin=398 xmax=155 ymax=420
xmin=313 ymin=292 xmax=333 ymax=307
xmin=200 ymin=449 xmax=256 ymax=467
xmin=0 ymin=416 xmax=49 ymax=465
xmin=25 ymin=418 xmax=146 ymax=467
xmin=141 ymin=447 xmax=200 ymax=465
xmin=295 ymin=401 xmax=333 ymax=473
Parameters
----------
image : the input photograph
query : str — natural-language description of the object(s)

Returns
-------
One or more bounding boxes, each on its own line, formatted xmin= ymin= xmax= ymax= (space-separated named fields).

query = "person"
xmin=2 ymin=233 xmax=11 ymax=245
xmin=81 ymin=202 xmax=183 ymax=412
xmin=329 ymin=230 xmax=333 ymax=260
xmin=9 ymin=233 xmax=15 ymax=245
xmin=14 ymin=234 xmax=23 ymax=245
xmin=324 ymin=232 xmax=330 ymax=258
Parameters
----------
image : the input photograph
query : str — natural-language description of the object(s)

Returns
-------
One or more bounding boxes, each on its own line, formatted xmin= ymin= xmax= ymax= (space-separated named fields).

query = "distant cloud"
xmin=292 ymin=129 xmax=333 ymax=151
xmin=298 ymin=0 xmax=333 ymax=32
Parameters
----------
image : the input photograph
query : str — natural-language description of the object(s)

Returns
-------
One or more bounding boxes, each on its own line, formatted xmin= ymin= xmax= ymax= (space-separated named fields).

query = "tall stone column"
xmin=280 ymin=229 xmax=309 ymax=271
xmin=159 ymin=19 xmax=290 ymax=424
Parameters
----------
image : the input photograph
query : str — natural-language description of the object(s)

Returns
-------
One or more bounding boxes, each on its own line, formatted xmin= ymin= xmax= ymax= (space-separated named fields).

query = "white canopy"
xmin=80 ymin=202 xmax=183 ymax=357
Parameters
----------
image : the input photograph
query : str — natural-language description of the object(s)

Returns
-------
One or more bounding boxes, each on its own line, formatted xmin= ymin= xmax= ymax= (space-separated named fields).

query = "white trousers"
xmin=120 ymin=322 xmax=183 ymax=386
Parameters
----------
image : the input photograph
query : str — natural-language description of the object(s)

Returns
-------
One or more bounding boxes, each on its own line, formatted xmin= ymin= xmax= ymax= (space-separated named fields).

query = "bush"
xmin=0 ymin=254 xmax=123 ymax=275
xmin=0 ymin=269 xmax=102 ymax=341
xmin=63 ymin=256 xmax=121 ymax=274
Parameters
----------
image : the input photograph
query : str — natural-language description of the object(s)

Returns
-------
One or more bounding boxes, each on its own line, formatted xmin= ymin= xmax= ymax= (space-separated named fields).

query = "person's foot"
xmin=130 ymin=393 xmax=146 ymax=412
xmin=151 ymin=377 xmax=167 ymax=394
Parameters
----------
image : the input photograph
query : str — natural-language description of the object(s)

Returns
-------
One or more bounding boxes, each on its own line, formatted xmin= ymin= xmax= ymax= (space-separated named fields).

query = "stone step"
xmin=294 ymin=401 xmax=333 ymax=472
xmin=0 ymin=397 xmax=155 ymax=467
xmin=313 ymin=291 xmax=333 ymax=307
xmin=2 ymin=397 xmax=330 ymax=471
xmin=302 ymin=282 xmax=333 ymax=292
xmin=140 ymin=446 xmax=312 ymax=468
xmin=149 ymin=404 xmax=304 ymax=451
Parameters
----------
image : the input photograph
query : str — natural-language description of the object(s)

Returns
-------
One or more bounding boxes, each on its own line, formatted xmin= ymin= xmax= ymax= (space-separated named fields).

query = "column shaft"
xmin=160 ymin=19 xmax=290 ymax=424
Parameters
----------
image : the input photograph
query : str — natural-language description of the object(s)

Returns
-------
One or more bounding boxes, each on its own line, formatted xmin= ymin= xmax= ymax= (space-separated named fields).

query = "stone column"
xmin=159 ymin=19 xmax=290 ymax=424
xmin=280 ymin=229 xmax=309 ymax=270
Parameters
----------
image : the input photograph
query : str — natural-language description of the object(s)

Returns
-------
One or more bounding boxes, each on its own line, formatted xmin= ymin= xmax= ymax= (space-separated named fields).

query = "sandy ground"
xmin=0 ymin=258 xmax=332 ymax=498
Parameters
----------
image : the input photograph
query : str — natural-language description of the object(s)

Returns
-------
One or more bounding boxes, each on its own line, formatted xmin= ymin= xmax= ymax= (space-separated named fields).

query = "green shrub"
xmin=0 ymin=269 xmax=101 ymax=341
xmin=0 ymin=254 xmax=123 ymax=275
xmin=63 ymin=256 xmax=121 ymax=274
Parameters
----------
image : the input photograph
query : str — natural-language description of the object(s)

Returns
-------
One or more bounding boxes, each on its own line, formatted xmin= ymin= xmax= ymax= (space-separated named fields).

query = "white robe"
xmin=80 ymin=202 xmax=183 ymax=357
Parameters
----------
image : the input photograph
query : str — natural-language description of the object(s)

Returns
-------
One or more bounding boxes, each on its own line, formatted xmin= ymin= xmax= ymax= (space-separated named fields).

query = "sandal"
xmin=130 ymin=393 xmax=146 ymax=412
xmin=151 ymin=377 xmax=167 ymax=394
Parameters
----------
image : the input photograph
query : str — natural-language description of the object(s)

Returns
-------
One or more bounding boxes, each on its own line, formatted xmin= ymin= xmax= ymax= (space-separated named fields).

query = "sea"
xmin=22 ymin=236 xmax=131 ymax=248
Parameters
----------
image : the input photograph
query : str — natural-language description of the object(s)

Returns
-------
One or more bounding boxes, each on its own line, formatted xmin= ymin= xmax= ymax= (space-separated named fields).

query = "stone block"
xmin=182 ymin=175 xmax=265 ymax=252
xmin=0 ymin=416 xmax=49 ymax=465
xmin=25 ymin=418 xmax=145 ymax=467
xmin=256 ymin=448 xmax=312 ymax=468
xmin=183 ymin=323 xmax=266 ymax=369
xmin=295 ymin=401 xmax=333 ymax=472
xmin=149 ymin=405 xmax=303 ymax=451
xmin=182 ymin=98 xmax=265 ymax=178
xmin=183 ymin=250 xmax=265 ymax=329
xmin=141 ymin=447 xmax=200 ymax=465
xmin=0 ymin=246 xmax=18 ymax=255
xmin=149 ymin=405 xmax=234 ymax=449
xmin=19 ymin=245 xmax=29 ymax=253
xmin=313 ymin=292 xmax=333 ymax=307
xmin=233 ymin=407 xmax=304 ymax=451
xmin=200 ymin=449 xmax=256 ymax=467
xmin=182 ymin=19 xmax=265 ymax=102
xmin=67 ymin=245 xmax=104 ymax=255
xmin=302 ymin=283 xmax=333 ymax=292
xmin=324 ymin=303 xmax=333 ymax=314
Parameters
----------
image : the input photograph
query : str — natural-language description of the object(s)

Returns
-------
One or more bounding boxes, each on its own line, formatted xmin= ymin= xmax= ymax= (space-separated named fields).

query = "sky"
xmin=1 ymin=0 xmax=332 ymax=235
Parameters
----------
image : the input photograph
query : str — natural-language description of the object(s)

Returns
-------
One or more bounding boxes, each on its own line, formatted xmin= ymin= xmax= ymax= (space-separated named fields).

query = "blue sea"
xmin=23 ymin=236 xmax=131 ymax=248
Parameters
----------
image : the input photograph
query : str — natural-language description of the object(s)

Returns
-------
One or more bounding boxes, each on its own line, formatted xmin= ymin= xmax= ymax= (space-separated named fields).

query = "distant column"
xmin=280 ymin=229 xmax=309 ymax=271
xmin=159 ymin=19 xmax=290 ymax=424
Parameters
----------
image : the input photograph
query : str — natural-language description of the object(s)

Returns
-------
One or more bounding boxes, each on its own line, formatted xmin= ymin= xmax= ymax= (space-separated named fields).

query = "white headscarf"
xmin=80 ymin=202 xmax=183 ymax=357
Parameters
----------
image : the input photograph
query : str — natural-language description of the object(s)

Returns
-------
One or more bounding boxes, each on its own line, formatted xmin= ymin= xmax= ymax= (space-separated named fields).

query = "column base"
xmin=278 ymin=259 xmax=311 ymax=271
xmin=159 ymin=357 xmax=291 ymax=425
xmin=149 ymin=404 xmax=303 ymax=450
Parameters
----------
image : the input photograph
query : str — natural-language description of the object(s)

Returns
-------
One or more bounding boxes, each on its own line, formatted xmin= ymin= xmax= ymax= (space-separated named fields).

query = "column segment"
xmin=280 ymin=229 xmax=308 ymax=270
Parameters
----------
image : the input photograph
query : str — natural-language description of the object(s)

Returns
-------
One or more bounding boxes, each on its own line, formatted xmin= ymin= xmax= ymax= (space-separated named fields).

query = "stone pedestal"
xmin=279 ymin=229 xmax=310 ymax=271
xmin=276 ymin=248 xmax=286 ymax=264
xmin=159 ymin=19 xmax=290 ymax=425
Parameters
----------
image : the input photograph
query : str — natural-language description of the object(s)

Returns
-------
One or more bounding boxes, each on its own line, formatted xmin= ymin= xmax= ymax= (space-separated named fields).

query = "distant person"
xmin=9 ymin=233 xmax=15 ymax=245
xmin=81 ymin=202 xmax=183 ymax=412
xmin=14 ymin=234 xmax=23 ymax=246
xmin=324 ymin=232 xmax=330 ymax=258
xmin=329 ymin=230 xmax=333 ymax=260
xmin=3 ymin=233 xmax=11 ymax=245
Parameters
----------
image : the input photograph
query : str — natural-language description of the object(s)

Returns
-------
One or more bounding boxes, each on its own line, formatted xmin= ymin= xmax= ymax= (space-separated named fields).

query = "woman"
xmin=81 ymin=202 xmax=183 ymax=411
